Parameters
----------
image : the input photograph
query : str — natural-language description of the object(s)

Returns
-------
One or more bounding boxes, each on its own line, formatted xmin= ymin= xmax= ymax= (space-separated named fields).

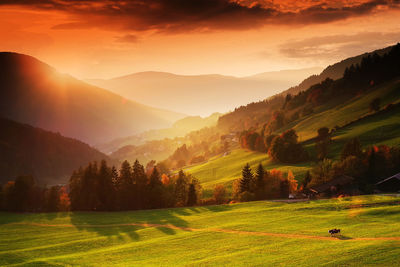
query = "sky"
xmin=1 ymin=0 xmax=400 ymax=79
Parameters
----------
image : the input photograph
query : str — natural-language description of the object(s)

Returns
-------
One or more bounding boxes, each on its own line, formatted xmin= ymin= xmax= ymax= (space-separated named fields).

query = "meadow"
xmin=1 ymin=195 xmax=399 ymax=266
xmin=185 ymin=80 xmax=400 ymax=196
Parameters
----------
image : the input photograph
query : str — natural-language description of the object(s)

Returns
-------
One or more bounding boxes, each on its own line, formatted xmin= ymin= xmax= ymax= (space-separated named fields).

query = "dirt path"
xmin=10 ymin=222 xmax=400 ymax=242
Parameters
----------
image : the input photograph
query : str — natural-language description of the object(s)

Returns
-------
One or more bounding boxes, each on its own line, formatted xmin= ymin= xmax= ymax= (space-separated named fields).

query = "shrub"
xmin=238 ymin=191 xmax=255 ymax=202
xmin=213 ymin=184 xmax=227 ymax=204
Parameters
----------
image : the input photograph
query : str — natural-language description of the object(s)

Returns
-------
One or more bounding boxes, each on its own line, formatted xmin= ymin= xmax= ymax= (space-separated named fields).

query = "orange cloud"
xmin=1 ymin=0 xmax=399 ymax=33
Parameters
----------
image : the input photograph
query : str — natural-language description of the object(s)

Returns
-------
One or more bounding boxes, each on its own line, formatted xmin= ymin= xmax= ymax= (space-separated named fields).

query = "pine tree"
xmin=97 ymin=160 xmax=114 ymax=211
xmin=132 ymin=159 xmax=147 ymax=209
xmin=46 ymin=186 xmax=60 ymax=212
xmin=187 ymin=183 xmax=197 ymax=206
xmin=239 ymin=163 xmax=253 ymax=193
xmin=254 ymin=163 xmax=265 ymax=200
xmin=148 ymin=167 xmax=163 ymax=208
xmin=175 ymin=170 xmax=188 ymax=206
xmin=118 ymin=160 xmax=132 ymax=210
xmin=255 ymin=163 xmax=264 ymax=189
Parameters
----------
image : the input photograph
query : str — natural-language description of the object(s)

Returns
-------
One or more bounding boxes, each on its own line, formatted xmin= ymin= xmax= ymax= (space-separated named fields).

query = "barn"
xmin=309 ymin=175 xmax=358 ymax=197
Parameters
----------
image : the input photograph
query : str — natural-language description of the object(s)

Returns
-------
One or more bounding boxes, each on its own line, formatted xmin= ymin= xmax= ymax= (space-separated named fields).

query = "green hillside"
xmin=1 ymin=195 xmax=399 ymax=266
xmin=185 ymin=80 xmax=400 ymax=195
xmin=184 ymin=149 xmax=310 ymax=196
xmin=285 ymin=79 xmax=400 ymax=141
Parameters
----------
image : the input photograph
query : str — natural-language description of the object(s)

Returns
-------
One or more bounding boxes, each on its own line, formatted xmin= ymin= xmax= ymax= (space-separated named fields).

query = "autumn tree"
xmin=213 ymin=184 xmax=226 ymax=204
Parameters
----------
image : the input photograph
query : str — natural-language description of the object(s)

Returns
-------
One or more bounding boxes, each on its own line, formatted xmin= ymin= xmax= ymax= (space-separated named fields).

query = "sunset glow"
xmin=1 ymin=1 xmax=400 ymax=79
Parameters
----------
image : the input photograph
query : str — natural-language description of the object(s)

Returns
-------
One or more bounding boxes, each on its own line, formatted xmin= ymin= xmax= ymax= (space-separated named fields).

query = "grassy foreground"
xmin=1 ymin=195 xmax=399 ymax=266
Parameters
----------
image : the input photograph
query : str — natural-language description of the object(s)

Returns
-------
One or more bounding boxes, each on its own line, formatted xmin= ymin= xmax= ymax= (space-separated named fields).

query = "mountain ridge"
xmin=0 ymin=52 xmax=186 ymax=144
xmin=86 ymin=67 xmax=323 ymax=116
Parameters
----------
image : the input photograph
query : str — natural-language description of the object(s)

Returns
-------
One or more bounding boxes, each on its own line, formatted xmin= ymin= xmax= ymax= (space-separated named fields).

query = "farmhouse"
xmin=375 ymin=173 xmax=400 ymax=192
xmin=309 ymin=175 xmax=358 ymax=197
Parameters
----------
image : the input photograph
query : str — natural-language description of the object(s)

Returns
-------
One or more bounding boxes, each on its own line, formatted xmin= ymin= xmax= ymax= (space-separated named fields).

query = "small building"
xmin=309 ymin=175 xmax=358 ymax=197
xmin=375 ymin=173 xmax=400 ymax=192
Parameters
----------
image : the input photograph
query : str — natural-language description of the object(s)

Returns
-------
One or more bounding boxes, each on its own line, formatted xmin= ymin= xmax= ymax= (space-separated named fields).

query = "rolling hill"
xmin=285 ymin=45 xmax=393 ymax=96
xmin=1 ymin=195 xmax=399 ymax=266
xmin=0 ymin=117 xmax=111 ymax=185
xmin=86 ymin=68 xmax=322 ymax=116
xmin=184 ymin=45 xmax=400 ymax=195
xmin=97 ymin=112 xmax=221 ymax=154
xmin=0 ymin=52 xmax=185 ymax=144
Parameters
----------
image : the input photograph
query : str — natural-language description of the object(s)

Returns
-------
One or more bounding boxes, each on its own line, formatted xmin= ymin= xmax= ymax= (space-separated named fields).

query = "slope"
xmin=285 ymin=45 xmax=393 ymax=96
xmin=0 ymin=52 xmax=185 ymax=144
xmin=0 ymin=117 xmax=110 ymax=184
xmin=98 ymin=112 xmax=221 ymax=154
xmin=186 ymin=79 xmax=400 ymax=195
xmin=1 ymin=195 xmax=399 ymax=266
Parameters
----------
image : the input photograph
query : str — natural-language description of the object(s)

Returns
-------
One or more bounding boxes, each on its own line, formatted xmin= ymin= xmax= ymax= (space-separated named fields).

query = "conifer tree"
xmin=148 ymin=167 xmax=163 ymax=208
xmin=175 ymin=170 xmax=188 ymax=206
xmin=239 ymin=163 xmax=253 ymax=193
xmin=132 ymin=159 xmax=147 ymax=209
xmin=187 ymin=183 xmax=197 ymax=206
xmin=118 ymin=160 xmax=132 ymax=210
xmin=97 ymin=160 xmax=114 ymax=211
xmin=255 ymin=163 xmax=265 ymax=199
xmin=255 ymin=163 xmax=264 ymax=189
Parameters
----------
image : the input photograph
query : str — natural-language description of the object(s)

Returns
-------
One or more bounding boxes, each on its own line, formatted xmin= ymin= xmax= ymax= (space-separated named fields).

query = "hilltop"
xmin=0 ymin=52 xmax=185 ymax=144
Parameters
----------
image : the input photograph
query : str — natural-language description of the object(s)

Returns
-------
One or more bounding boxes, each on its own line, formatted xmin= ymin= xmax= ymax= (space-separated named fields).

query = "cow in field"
xmin=329 ymin=228 xmax=341 ymax=236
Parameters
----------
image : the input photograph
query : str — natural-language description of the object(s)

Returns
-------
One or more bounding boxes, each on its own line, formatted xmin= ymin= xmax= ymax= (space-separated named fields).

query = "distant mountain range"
xmin=86 ymin=67 xmax=322 ymax=116
xmin=0 ymin=52 xmax=185 ymax=145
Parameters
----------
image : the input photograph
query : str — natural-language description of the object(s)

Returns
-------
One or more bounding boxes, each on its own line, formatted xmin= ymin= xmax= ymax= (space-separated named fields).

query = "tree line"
xmin=305 ymin=139 xmax=400 ymax=194
xmin=232 ymin=163 xmax=298 ymax=201
xmin=0 ymin=175 xmax=69 ymax=212
xmin=0 ymin=160 xmax=202 ymax=212
xmin=240 ymin=128 xmax=308 ymax=163
xmin=69 ymin=160 xmax=202 ymax=211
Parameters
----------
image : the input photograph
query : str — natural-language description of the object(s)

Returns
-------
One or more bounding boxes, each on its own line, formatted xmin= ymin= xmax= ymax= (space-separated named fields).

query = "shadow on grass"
xmin=203 ymin=204 xmax=233 ymax=212
xmin=335 ymin=235 xmax=353 ymax=240
xmin=67 ymin=206 xmax=204 ymax=239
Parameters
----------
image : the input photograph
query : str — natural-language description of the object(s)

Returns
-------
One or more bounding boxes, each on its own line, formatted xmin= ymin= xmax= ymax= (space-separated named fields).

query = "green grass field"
xmin=1 ymin=195 xmax=399 ymax=266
